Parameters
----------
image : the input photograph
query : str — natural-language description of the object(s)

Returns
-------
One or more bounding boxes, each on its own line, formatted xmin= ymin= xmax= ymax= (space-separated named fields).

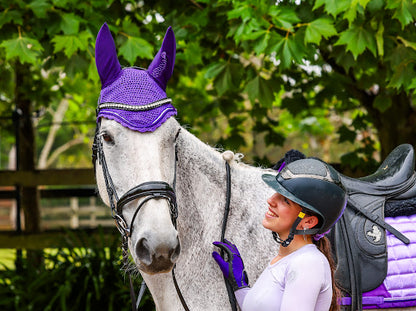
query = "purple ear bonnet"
xmin=95 ymin=23 xmax=177 ymax=132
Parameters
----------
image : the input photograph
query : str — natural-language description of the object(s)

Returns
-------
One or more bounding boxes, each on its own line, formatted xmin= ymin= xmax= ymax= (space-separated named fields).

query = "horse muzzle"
xmin=134 ymin=231 xmax=181 ymax=274
xmin=114 ymin=181 xmax=180 ymax=273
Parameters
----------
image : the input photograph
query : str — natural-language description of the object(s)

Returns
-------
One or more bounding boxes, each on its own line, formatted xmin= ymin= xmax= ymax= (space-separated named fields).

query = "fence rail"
xmin=0 ymin=228 xmax=119 ymax=249
xmin=42 ymin=196 xmax=113 ymax=229
xmin=0 ymin=194 xmax=113 ymax=231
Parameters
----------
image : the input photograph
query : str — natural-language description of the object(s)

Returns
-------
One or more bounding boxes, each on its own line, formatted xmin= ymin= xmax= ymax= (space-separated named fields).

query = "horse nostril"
xmin=136 ymin=237 xmax=152 ymax=265
xmin=169 ymin=238 xmax=181 ymax=262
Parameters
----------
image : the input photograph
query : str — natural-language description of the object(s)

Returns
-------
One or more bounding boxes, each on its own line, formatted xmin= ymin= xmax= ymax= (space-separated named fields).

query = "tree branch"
xmin=38 ymin=96 xmax=70 ymax=169
xmin=45 ymin=137 xmax=85 ymax=168
xmin=188 ymin=0 xmax=203 ymax=9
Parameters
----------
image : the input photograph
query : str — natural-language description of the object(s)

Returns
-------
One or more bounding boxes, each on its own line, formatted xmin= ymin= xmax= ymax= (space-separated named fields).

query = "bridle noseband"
xmin=117 ymin=181 xmax=178 ymax=235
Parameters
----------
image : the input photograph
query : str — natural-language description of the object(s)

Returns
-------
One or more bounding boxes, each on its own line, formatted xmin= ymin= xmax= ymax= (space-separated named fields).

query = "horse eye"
xmin=101 ymin=133 xmax=114 ymax=143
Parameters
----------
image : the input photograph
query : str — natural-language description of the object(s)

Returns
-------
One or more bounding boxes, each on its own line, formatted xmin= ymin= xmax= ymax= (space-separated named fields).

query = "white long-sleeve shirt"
xmin=235 ymin=244 xmax=332 ymax=311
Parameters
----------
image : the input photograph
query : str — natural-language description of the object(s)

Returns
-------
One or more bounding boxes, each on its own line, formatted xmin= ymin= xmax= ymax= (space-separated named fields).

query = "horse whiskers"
xmin=121 ymin=258 xmax=141 ymax=279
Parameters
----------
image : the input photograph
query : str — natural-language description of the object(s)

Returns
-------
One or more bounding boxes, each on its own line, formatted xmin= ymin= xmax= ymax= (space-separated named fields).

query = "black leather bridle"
xmin=93 ymin=122 xmax=179 ymax=237
xmin=92 ymin=101 xmax=237 ymax=311
xmin=92 ymin=99 xmax=184 ymax=311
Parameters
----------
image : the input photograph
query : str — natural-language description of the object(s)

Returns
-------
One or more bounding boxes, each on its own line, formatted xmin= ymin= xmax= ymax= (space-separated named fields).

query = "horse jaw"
xmin=95 ymin=118 xmax=180 ymax=274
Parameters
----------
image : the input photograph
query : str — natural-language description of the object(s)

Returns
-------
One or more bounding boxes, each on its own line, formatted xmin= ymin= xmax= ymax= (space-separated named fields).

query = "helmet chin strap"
xmin=272 ymin=211 xmax=306 ymax=247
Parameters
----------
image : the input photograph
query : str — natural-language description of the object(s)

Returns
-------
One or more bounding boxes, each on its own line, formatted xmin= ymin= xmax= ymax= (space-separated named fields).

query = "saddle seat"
xmin=340 ymin=144 xmax=416 ymax=197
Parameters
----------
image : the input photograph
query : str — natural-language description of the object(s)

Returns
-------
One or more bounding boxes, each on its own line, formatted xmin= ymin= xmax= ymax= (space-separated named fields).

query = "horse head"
xmin=93 ymin=23 xmax=180 ymax=274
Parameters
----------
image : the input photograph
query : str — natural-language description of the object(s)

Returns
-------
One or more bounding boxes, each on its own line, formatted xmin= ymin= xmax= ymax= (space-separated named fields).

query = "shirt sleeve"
xmin=234 ymin=287 xmax=250 ymax=308
xmin=279 ymin=256 xmax=327 ymax=311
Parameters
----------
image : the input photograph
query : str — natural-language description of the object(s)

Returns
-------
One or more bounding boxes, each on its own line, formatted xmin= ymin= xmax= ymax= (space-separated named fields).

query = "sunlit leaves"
xmin=386 ymin=0 xmax=416 ymax=28
xmin=358 ymin=0 xmax=371 ymax=9
xmin=335 ymin=25 xmax=377 ymax=59
xmin=313 ymin=0 xmax=351 ymax=17
xmin=60 ymin=13 xmax=83 ymax=35
xmin=304 ymin=18 xmax=337 ymax=45
xmin=0 ymin=36 xmax=43 ymax=64
xmin=271 ymin=34 xmax=305 ymax=69
xmin=227 ymin=4 xmax=253 ymax=22
xmin=253 ymin=31 xmax=270 ymax=55
xmin=51 ymin=31 xmax=91 ymax=58
xmin=118 ymin=36 xmax=154 ymax=65
xmin=269 ymin=6 xmax=300 ymax=30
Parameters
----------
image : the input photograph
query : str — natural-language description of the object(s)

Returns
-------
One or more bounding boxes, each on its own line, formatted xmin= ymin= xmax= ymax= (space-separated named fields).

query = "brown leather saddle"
xmin=330 ymin=144 xmax=415 ymax=310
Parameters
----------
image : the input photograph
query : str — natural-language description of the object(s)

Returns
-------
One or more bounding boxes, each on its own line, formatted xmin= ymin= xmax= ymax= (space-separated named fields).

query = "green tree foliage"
xmin=1 ymin=0 xmax=416 ymax=172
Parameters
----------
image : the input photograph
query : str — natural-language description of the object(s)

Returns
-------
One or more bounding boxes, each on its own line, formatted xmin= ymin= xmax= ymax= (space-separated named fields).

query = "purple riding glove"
xmin=212 ymin=239 xmax=249 ymax=291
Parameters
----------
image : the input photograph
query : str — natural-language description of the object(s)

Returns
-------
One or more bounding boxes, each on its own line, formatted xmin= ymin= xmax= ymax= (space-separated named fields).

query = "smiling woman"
xmin=262 ymin=192 xmax=316 ymax=240
xmin=213 ymin=158 xmax=347 ymax=311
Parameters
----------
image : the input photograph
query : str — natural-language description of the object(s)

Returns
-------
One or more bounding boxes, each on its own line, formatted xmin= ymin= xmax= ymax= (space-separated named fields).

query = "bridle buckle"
xmin=114 ymin=214 xmax=131 ymax=237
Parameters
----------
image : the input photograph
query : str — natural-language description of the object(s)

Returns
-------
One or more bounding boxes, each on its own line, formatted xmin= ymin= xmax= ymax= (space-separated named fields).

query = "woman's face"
xmin=262 ymin=192 xmax=303 ymax=237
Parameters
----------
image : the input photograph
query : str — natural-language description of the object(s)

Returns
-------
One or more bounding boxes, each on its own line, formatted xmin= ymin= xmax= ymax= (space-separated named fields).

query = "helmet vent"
xmin=280 ymin=159 xmax=338 ymax=184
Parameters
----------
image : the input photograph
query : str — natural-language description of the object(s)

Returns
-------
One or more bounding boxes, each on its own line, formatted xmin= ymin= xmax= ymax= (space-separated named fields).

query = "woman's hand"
xmin=212 ymin=239 xmax=249 ymax=291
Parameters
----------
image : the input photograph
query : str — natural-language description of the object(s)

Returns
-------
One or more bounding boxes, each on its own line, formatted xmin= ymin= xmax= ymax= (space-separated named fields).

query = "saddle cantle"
xmin=341 ymin=143 xmax=415 ymax=193
xmin=331 ymin=144 xmax=415 ymax=310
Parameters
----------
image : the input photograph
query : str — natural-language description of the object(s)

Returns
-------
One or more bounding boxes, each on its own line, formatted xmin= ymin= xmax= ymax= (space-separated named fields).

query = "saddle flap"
xmin=333 ymin=205 xmax=388 ymax=294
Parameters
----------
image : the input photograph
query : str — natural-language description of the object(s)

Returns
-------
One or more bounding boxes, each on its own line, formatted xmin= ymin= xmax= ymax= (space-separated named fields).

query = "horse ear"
xmin=95 ymin=23 xmax=122 ymax=88
xmin=147 ymin=26 xmax=176 ymax=91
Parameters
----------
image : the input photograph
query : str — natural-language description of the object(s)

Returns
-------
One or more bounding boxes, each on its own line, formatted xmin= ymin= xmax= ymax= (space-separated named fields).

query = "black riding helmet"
xmin=262 ymin=158 xmax=347 ymax=247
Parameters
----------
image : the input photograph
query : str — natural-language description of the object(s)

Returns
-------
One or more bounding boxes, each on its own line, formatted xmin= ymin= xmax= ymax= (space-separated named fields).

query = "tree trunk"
xmin=14 ymin=62 xmax=40 ymax=234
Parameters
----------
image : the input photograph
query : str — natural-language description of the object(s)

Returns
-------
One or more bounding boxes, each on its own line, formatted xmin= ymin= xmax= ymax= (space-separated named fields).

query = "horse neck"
xmin=175 ymin=128 xmax=227 ymax=206
xmin=175 ymin=125 xmax=271 ymax=188
xmin=174 ymin=127 xmax=271 ymax=244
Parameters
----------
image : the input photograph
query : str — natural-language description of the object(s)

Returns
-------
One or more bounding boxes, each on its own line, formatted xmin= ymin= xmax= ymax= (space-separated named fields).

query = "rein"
xmin=93 ymin=112 xmax=237 ymax=311
xmin=220 ymin=161 xmax=238 ymax=311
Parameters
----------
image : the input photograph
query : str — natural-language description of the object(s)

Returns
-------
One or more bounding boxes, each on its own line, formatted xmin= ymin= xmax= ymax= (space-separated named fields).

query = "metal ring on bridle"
xmin=114 ymin=214 xmax=130 ymax=236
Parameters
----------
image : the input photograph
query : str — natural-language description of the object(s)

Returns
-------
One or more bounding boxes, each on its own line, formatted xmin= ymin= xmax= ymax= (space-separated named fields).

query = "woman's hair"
xmin=313 ymin=236 xmax=341 ymax=311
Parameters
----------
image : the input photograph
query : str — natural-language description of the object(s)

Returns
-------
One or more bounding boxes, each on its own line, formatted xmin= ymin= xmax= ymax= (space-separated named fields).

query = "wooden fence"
xmin=42 ymin=196 xmax=114 ymax=229
xmin=1 ymin=196 xmax=114 ymax=231
xmin=0 ymin=168 xmax=121 ymax=249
